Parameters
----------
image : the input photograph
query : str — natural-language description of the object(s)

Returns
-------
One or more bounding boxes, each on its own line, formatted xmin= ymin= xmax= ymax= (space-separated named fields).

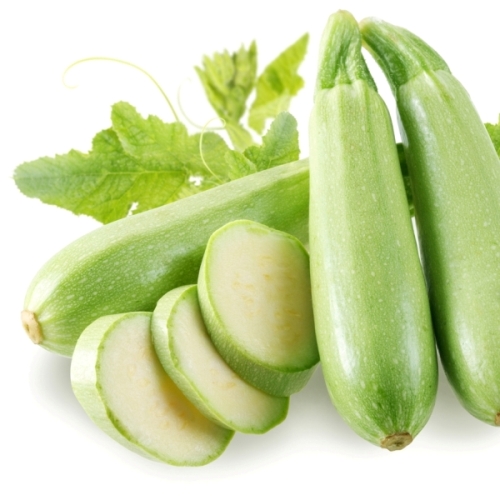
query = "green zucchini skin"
xmin=362 ymin=19 xmax=500 ymax=426
xmin=309 ymin=12 xmax=437 ymax=448
xmin=22 ymin=159 xmax=309 ymax=357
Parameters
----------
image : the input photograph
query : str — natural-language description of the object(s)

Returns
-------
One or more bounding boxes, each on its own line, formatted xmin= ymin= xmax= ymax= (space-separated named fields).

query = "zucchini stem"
xmin=381 ymin=432 xmax=413 ymax=451
xmin=316 ymin=10 xmax=376 ymax=93
xmin=21 ymin=310 xmax=43 ymax=344
xmin=359 ymin=17 xmax=449 ymax=91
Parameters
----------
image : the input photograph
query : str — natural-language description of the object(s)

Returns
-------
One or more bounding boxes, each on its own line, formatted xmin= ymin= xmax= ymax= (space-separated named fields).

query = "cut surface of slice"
xmin=152 ymin=285 xmax=289 ymax=433
xmin=198 ymin=219 xmax=318 ymax=396
xmin=71 ymin=312 xmax=233 ymax=466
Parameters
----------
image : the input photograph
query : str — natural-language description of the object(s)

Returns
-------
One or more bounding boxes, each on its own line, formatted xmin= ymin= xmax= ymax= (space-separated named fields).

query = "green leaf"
xmin=224 ymin=122 xmax=255 ymax=152
xmin=248 ymin=34 xmax=309 ymax=134
xmin=243 ymin=112 xmax=300 ymax=170
xmin=111 ymin=102 xmax=232 ymax=185
xmin=14 ymin=128 xmax=185 ymax=223
xmin=224 ymin=150 xmax=258 ymax=179
xmin=196 ymin=42 xmax=257 ymax=150
xmin=14 ymin=103 xmax=237 ymax=223
xmin=486 ymin=115 xmax=500 ymax=156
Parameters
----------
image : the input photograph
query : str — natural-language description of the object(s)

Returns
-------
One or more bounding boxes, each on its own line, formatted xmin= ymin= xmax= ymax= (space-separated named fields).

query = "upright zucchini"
xmin=21 ymin=159 xmax=309 ymax=356
xmin=361 ymin=18 xmax=500 ymax=426
xmin=309 ymin=11 xmax=437 ymax=449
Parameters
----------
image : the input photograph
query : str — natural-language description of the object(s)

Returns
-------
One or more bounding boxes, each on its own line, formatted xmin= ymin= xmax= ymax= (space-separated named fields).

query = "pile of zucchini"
xmin=20 ymin=11 xmax=500 ymax=462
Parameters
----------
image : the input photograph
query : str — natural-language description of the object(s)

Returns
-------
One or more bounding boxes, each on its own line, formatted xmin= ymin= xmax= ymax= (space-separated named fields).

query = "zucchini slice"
xmin=152 ymin=285 xmax=289 ymax=434
xmin=198 ymin=220 xmax=318 ymax=397
xmin=71 ymin=312 xmax=233 ymax=465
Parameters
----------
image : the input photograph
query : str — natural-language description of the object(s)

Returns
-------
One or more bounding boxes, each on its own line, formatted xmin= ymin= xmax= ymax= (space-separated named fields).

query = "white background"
xmin=2 ymin=1 xmax=500 ymax=499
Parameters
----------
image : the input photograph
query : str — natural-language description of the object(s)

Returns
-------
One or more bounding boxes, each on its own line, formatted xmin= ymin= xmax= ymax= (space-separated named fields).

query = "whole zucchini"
xmin=21 ymin=159 xmax=309 ymax=356
xmin=309 ymin=11 xmax=437 ymax=449
xmin=361 ymin=18 xmax=500 ymax=426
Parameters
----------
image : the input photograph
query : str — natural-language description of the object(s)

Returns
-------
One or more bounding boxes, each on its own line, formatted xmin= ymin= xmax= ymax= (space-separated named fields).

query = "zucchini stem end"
xmin=381 ymin=432 xmax=413 ymax=451
xmin=21 ymin=310 xmax=43 ymax=344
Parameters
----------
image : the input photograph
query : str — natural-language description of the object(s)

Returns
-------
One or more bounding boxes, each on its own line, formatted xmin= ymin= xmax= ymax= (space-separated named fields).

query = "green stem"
xmin=316 ymin=10 xmax=376 ymax=94
xmin=360 ymin=18 xmax=450 ymax=91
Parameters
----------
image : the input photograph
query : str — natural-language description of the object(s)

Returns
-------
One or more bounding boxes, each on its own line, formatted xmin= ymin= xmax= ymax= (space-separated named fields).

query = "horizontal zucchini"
xmin=22 ymin=159 xmax=309 ymax=356
xmin=309 ymin=11 xmax=437 ymax=449
xmin=361 ymin=18 xmax=500 ymax=426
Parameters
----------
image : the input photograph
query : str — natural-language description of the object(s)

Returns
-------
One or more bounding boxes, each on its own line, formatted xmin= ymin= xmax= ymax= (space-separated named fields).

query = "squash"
xmin=309 ymin=11 xmax=437 ymax=449
xmin=361 ymin=17 xmax=500 ymax=426
xmin=21 ymin=159 xmax=309 ymax=356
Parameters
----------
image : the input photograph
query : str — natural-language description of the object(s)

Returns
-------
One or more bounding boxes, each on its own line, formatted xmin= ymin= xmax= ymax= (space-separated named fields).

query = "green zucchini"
xmin=309 ymin=11 xmax=437 ymax=449
xmin=21 ymin=159 xmax=309 ymax=357
xmin=361 ymin=18 xmax=500 ymax=426
xmin=71 ymin=311 xmax=233 ymax=465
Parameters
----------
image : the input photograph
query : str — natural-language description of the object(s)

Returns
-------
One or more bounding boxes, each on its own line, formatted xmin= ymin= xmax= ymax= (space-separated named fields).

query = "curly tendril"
xmin=62 ymin=57 xmax=179 ymax=122
xmin=177 ymin=78 xmax=225 ymax=131
xmin=199 ymin=117 xmax=227 ymax=181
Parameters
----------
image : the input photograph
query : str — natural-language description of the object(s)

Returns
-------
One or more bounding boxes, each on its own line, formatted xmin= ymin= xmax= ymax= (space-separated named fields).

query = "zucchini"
xmin=361 ymin=18 xmax=500 ymax=426
xmin=71 ymin=312 xmax=233 ymax=465
xmin=309 ymin=11 xmax=437 ymax=449
xmin=21 ymin=159 xmax=309 ymax=356
xmin=197 ymin=220 xmax=318 ymax=397
xmin=151 ymin=285 xmax=289 ymax=433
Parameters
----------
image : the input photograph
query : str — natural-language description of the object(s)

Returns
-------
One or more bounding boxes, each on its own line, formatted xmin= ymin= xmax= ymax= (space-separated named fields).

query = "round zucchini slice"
xmin=152 ymin=285 xmax=289 ymax=434
xmin=71 ymin=312 xmax=233 ymax=466
xmin=198 ymin=220 xmax=319 ymax=397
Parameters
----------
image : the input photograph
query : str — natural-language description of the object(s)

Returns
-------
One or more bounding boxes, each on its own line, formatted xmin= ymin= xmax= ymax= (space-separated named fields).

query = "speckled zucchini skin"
xmin=309 ymin=12 xmax=437 ymax=448
xmin=362 ymin=18 xmax=500 ymax=425
xmin=23 ymin=159 xmax=309 ymax=356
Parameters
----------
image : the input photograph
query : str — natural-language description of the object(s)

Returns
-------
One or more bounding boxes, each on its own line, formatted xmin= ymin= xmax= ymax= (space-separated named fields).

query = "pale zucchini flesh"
xmin=22 ymin=159 xmax=309 ymax=356
xmin=361 ymin=18 xmax=500 ymax=425
xmin=198 ymin=220 xmax=318 ymax=397
xmin=309 ymin=12 xmax=437 ymax=449
xmin=152 ymin=285 xmax=289 ymax=434
xmin=70 ymin=312 xmax=233 ymax=466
